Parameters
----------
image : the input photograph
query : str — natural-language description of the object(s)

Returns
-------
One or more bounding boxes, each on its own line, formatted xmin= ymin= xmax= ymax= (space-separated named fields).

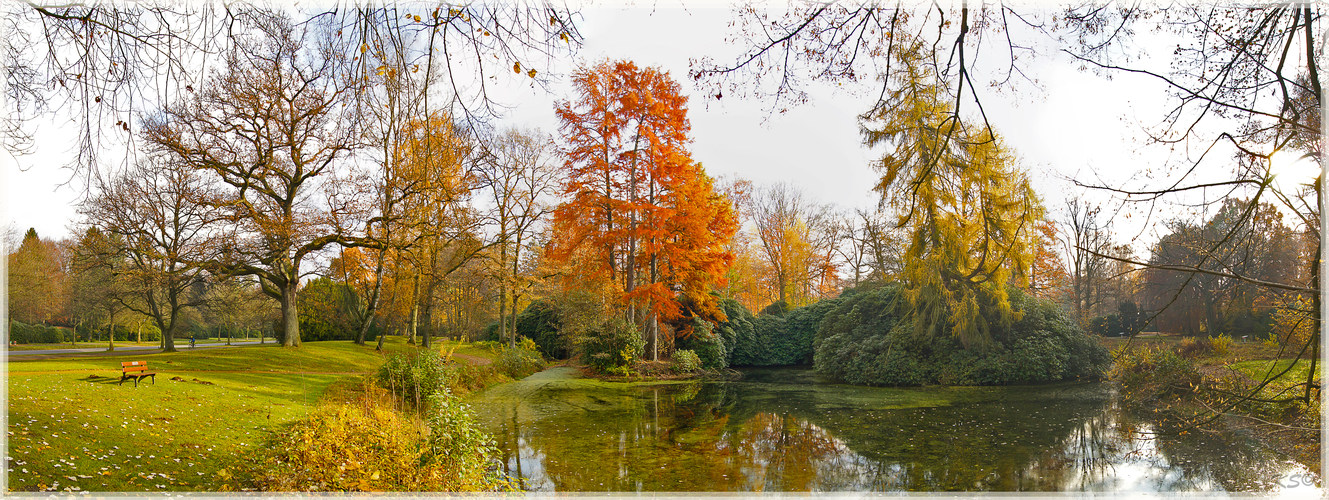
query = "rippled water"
xmin=468 ymin=366 xmax=1320 ymax=493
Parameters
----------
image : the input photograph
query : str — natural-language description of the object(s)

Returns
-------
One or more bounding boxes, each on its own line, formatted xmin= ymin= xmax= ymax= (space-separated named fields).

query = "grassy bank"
xmin=5 ymin=338 xmax=451 ymax=492
xmin=1101 ymin=333 xmax=1320 ymax=473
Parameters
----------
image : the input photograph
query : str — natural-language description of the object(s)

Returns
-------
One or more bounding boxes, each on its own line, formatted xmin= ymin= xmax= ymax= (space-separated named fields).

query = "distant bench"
xmin=120 ymin=361 xmax=156 ymax=387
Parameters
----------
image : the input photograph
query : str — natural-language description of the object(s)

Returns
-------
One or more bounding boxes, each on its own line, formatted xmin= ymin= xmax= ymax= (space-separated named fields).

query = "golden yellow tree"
xmin=862 ymin=39 xmax=1042 ymax=347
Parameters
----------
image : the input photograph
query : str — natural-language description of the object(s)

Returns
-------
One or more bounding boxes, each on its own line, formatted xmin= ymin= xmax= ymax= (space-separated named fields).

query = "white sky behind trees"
xmin=3 ymin=4 xmax=1319 ymax=260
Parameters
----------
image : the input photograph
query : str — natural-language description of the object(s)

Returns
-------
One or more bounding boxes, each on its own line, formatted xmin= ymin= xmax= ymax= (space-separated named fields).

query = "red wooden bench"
xmin=120 ymin=361 xmax=156 ymax=387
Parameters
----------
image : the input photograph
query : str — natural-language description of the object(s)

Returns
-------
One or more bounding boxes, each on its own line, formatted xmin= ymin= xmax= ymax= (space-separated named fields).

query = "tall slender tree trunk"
xmin=356 ymin=244 xmax=389 ymax=346
xmin=499 ymin=238 xmax=509 ymax=347
xmin=626 ymin=138 xmax=641 ymax=327
xmin=1306 ymin=252 xmax=1320 ymax=403
xmin=107 ymin=312 xmax=115 ymax=352
xmin=650 ymin=256 xmax=659 ymax=361
xmin=647 ymin=179 xmax=658 ymax=361
xmin=421 ymin=295 xmax=435 ymax=349
xmin=408 ymin=272 xmax=421 ymax=348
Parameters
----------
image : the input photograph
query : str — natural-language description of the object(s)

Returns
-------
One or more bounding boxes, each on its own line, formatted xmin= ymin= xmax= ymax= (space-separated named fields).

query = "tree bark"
xmin=499 ymin=238 xmax=509 ymax=347
xmin=281 ymin=284 xmax=300 ymax=347
xmin=421 ymin=291 xmax=435 ymax=349
xmin=407 ymin=272 xmax=421 ymax=349
xmin=161 ymin=319 xmax=176 ymax=353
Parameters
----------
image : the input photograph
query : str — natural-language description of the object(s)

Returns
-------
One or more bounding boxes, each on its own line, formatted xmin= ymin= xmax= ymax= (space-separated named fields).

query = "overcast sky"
xmin=4 ymin=4 xmax=1315 ymax=255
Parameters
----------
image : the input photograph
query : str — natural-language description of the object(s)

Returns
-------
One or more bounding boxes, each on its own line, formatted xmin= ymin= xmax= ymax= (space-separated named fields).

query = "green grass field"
xmin=7 ymin=342 xmax=161 ymax=351
xmin=7 ymin=338 xmax=271 ymax=351
xmin=6 ymin=338 xmax=430 ymax=492
xmin=1230 ymin=358 xmax=1321 ymax=390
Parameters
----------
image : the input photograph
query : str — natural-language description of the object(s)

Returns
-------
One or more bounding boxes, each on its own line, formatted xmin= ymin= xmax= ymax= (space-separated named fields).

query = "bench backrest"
xmin=121 ymin=361 xmax=150 ymax=373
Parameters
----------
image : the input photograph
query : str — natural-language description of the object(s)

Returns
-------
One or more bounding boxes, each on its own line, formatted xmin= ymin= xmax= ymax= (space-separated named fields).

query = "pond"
xmin=468 ymin=366 xmax=1320 ymax=493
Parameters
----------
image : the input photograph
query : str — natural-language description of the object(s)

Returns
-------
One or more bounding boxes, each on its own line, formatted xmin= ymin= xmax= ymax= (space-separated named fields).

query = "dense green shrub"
xmin=298 ymin=277 xmax=356 ymax=341
xmin=669 ymin=297 xmax=748 ymax=370
xmin=74 ymin=323 xmax=163 ymax=342
xmin=1089 ymin=301 xmax=1149 ymax=337
xmin=1221 ymin=309 xmax=1274 ymax=339
xmin=814 ymin=285 xmax=1111 ymax=386
xmin=712 ymin=299 xmax=751 ymax=354
xmin=480 ymin=322 xmax=500 ymax=342
xmin=378 ymin=350 xmax=451 ymax=408
xmin=493 ymin=339 xmax=547 ymax=380
xmin=730 ymin=314 xmax=780 ymax=366
xmin=579 ymin=318 xmax=644 ymax=375
xmin=515 ymin=300 xmax=567 ymax=359
xmin=9 ymin=320 xmax=68 ymax=344
xmin=672 ymin=349 xmax=702 ymax=373
xmin=759 ymin=300 xmax=789 ymax=317
xmin=731 ymin=294 xmax=845 ymax=367
xmin=812 ymin=284 xmax=926 ymax=385
xmin=676 ymin=317 xmax=728 ymax=369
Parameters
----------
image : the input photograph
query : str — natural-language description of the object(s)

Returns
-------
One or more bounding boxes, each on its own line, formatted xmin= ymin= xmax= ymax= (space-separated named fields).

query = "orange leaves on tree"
xmin=550 ymin=59 xmax=737 ymax=339
xmin=1027 ymin=218 xmax=1069 ymax=301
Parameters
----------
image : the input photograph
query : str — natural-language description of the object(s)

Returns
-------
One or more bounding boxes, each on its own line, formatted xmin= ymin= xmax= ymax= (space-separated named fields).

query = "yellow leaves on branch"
xmin=861 ymin=37 xmax=1042 ymax=347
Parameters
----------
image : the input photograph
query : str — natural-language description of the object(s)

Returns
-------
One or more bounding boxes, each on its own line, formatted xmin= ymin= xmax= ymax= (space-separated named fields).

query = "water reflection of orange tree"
xmin=729 ymin=412 xmax=843 ymax=490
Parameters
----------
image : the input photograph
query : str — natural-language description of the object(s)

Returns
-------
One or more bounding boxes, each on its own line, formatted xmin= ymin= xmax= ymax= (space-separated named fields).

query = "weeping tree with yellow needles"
xmin=861 ymin=39 xmax=1043 ymax=348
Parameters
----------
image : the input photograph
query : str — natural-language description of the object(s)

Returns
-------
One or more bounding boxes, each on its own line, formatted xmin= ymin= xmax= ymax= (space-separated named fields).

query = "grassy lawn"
xmin=7 ymin=339 xmax=271 ymax=351
xmin=1230 ymin=358 xmax=1321 ymax=390
xmin=6 ymin=338 xmax=421 ymax=492
xmin=435 ymin=339 xmax=502 ymax=362
xmin=7 ymin=342 xmax=162 ymax=351
xmin=1101 ymin=333 xmax=1291 ymax=364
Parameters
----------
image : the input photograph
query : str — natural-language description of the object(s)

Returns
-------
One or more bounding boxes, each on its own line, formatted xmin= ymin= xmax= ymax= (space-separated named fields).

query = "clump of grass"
xmin=248 ymin=386 xmax=512 ymax=492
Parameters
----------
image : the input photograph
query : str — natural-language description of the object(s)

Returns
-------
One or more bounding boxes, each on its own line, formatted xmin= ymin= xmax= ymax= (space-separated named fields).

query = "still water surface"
xmin=469 ymin=366 xmax=1319 ymax=493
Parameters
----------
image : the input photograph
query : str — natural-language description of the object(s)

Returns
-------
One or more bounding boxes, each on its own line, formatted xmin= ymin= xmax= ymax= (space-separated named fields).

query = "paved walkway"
xmin=8 ymin=340 xmax=269 ymax=357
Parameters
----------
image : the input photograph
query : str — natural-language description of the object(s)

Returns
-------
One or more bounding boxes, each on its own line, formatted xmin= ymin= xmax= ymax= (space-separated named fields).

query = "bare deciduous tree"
xmin=81 ymin=158 xmax=216 ymax=353
xmin=144 ymin=13 xmax=359 ymax=347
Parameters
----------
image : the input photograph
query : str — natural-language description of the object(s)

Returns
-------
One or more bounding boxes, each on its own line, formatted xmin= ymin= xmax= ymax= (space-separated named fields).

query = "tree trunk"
xmin=1307 ymin=236 xmax=1322 ymax=403
xmin=281 ymin=284 xmax=300 ymax=347
xmin=161 ymin=320 xmax=177 ymax=353
xmin=355 ymin=247 xmax=389 ymax=346
xmin=408 ymin=272 xmax=421 ymax=345
xmin=421 ymin=297 xmax=434 ymax=349
xmin=107 ymin=313 xmax=115 ymax=352
xmin=500 ymin=240 xmax=510 ymax=347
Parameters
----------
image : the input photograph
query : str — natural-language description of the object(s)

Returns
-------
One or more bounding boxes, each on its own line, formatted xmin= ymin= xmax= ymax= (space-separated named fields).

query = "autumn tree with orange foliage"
xmin=1026 ymin=218 xmax=1070 ymax=301
xmin=551 ymin=59 xmax=737 ymax=361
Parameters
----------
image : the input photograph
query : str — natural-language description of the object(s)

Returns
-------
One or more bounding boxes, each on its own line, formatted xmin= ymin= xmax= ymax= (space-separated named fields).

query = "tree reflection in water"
xmin=470 ymin=367 xmax=1318 ymax=492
